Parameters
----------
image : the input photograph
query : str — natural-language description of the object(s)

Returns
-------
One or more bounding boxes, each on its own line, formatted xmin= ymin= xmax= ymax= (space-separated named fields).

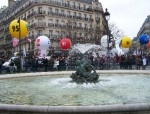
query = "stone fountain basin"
xmin=0 ymin=70 xmax=150 ymax=114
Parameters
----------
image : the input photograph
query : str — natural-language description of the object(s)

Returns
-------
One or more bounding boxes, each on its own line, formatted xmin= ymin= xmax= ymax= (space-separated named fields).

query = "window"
xmin=79 ymin=33 xmax=82 ymax=37
xmin=84 ymin=14 xmax=87 ymax=18
xmin=32 ymin=9 xmax=34 ymax=14
xmin=85 ymin=24 xmax=87 ymax=28
xmin=79 ymin=23 xmax=82 ymax=28
xmin=61 ymin=20 xmax=65 ymax=26
xmin=28 ymin=11 xmax=30 ymax=15
xmin=78 ymin=3 xmax=80 ymax=9
xmin=83 ymin=5 xmax=86 ymax=10
xmin=67 ymin=1 xmax=70 ymax=5
xmin=78 ymin=13 xmax=81 ymax=17
xmin=49 ymin=19 xmax=53 ymax=23
xmin=38 ymin=19 xmax=43 ymax=23
xmin=73 ymin=2 xmax=76 ymax=8
xmin=38 ymin=30 xmax=42 ymax=36
xmin=55 ymin=9 xmax=59 ymax=14
xmin=32 ymin=31 xmax=34 ymax=37
xmin=67 ymin=11 xmax=71 ymax=16
xmin=55 ymin=20 xmax=59 ymax=25
xmin=38 ymin=7 xmax=42 ymax=14
xmin=49 ymin=30 xmax=53 ymax=38
xmin=62 ymin=31 xmax=65 ymax=37
xmin=89 ymin=15 xmax=92 ymax=19
xmin=61 ymin=10 xmax=64 ymax=14
xmin=49 ymin=7 xmax=52 ymax=13
xmin=73 ymin=12 xmax=76 ymax=17
xmin=56 ymin=31 xmax=59 ymax=37
xmin=24 ymin=13 xmax=26 ymax=18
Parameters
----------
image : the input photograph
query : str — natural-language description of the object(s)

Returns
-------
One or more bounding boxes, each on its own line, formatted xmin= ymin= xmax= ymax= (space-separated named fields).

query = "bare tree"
xmin=109 ymin=22 xmax=125 ymax=40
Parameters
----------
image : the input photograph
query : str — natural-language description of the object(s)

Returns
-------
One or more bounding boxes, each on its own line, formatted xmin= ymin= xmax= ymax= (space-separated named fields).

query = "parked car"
xmin=2 ymin=56 xmax=18 ymax=72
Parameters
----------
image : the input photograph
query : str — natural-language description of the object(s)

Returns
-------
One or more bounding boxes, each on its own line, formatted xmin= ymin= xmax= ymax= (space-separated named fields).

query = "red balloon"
xmin=59 ymin=38 xmax=72 ymax=50
xmin=147 ymin=41 xmax=150 ymax=48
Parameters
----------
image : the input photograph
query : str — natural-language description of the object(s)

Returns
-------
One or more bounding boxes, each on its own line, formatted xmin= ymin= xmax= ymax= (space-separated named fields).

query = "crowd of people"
xmin=0 ymin=53 xmax=150 ymax=74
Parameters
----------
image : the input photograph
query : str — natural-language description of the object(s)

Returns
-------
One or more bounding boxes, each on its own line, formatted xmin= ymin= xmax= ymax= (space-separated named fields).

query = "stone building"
xmin=0 ymin=0 xmax=108 ymax=57
xmin=132 ymin=15 xmax=150 ymax=54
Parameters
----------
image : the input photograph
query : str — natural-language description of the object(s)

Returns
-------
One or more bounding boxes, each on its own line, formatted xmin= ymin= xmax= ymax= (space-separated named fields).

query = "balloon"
xmin=147 ymin=41 xmax=150 ymax=48
xmin=60 ymin=38 xmax=72 ymax=50
xmin=35 ymin=36 xmax=51 ymax=50
xmin=9 ymin=19 xmax=29 ymax=39
xmin=121 ymin=47 xmax=129 ymax=53
xmin=121 ymin=36 xmax=132 ymax=48
xmin=111 ymin=48 xmax=118 ymax=56
xmin=139 ymin=34 xmax=149 ymax=45
xmin=101 ymin=35 xmax=108 ymax=48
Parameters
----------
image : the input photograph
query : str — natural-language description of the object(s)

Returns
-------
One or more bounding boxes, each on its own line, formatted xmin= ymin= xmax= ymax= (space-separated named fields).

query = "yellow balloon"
xmin=121 ymin=37 xmax=132 ymax=48
xmin=9 ymin=19 xmax=29 ymax=39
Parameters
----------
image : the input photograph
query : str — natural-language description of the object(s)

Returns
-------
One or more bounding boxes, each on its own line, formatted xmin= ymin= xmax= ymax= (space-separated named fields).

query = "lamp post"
xmin=104 ymin=8 xmax=110 ymax=69
xmin=104 ymin=8 xmax=110 ymax=55
xmin=17 ymin=18 xmax=22 ymax=71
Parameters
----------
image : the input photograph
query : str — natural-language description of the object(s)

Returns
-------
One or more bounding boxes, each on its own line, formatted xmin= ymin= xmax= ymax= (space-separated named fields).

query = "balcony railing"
xmin=34 ymin=22 xmax=46 ymax=28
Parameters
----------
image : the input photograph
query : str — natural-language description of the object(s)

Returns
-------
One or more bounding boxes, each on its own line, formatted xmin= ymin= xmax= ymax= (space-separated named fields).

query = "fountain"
xmin=70 ymin=55 xmax=99 ymax=83
xmin=0 ymin=44 xmax=150 ymax=113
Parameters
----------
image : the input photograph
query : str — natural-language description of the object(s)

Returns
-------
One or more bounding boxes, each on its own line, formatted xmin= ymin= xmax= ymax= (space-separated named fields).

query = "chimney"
xmin=8 ymin=0 xmax=16 ymax=7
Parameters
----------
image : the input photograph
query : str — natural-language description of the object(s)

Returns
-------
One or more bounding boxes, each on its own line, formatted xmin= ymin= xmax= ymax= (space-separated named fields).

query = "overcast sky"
xmin=100 ymin=0 xmax=150 ymax=38
xmin=0 ymin=0 xmax=150 ymax=38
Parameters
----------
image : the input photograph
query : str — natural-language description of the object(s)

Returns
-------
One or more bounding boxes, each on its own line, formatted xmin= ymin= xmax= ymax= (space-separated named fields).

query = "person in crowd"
xmin=135 ymin=55 xmax=142 ymax=70
xmin=48 ymin=57 xmax=54 ymax=71
xmin=43 ymin=58 xmax=48 ymax=72
xmin=0 ymin=58 xmax=3 ymax=74
xmin=142 ymin=55 xmax=147 ymax=70
xmin=9 ymin=59 xmax=15 ymax=73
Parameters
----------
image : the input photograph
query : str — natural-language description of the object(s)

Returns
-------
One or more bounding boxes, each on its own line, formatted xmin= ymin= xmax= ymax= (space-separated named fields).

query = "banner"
xmin=12 ymin=38 xmax=19 ymax=47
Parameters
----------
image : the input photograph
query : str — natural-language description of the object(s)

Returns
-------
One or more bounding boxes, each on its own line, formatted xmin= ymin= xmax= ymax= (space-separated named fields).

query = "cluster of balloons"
xmin=9 ymin=19 xmax=72 ymax=57
xmin=10 ymin=19 xmax=150 ymax=57
xmin=101 ymin=35 xmax=133 ymax=55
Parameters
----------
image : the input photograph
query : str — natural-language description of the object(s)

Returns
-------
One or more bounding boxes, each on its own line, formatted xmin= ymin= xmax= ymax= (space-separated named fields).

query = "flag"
xmin=12 ymin=38 xmax=19 ymax=47
xmin=27 ymin=38 xmax=31 ymax=43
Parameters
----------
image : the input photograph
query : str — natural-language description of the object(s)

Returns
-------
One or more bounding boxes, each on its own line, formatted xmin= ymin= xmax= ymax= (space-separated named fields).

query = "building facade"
xmin=0 ymin=0 xmax=108 ymax=57
xmin=132 ymin=15 xmax=150 ymax=54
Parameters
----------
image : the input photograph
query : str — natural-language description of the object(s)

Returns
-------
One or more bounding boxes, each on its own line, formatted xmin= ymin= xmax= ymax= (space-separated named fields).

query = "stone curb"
xmin=0 ymin=103 xmax=150 ymax=113
xmin=0 ymin=70 xmax=150 ymax=79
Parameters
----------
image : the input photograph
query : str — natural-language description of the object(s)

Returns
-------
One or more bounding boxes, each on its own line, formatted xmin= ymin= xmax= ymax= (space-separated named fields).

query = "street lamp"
xmin=104 ymin=8 xmax=110 ymax=55
xmin=17 ymin=18 xmax=22 ymax=71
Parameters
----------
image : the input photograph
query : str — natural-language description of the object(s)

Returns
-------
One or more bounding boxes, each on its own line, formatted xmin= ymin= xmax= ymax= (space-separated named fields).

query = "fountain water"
xmin=0 ymin=72 xmax=150 ymax=106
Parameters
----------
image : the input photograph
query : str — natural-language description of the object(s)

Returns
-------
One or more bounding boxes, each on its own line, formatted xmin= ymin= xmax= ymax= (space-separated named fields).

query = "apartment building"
xmin=132 ymin=15 xmax=150 ymax=54
xmin=0 ymin=0 xmax=107 ymax=57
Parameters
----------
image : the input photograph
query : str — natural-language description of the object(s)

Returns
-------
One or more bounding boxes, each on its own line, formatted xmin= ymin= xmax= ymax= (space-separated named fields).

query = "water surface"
xmin=0 ymin=74 xmax=150 ymax=106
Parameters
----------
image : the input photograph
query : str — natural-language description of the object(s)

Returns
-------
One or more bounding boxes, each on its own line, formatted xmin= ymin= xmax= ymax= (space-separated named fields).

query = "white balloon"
xmin=115 ymin=38 xmax=124 ymax=55
xmin=35 ymin=35 xmax=51 ymax=50
xmin=111 ymin=48 xmax=118 ymax=56
xmin=101 ymin=35 xmax=108 ymax=48
xmin=121 ymin=47 xmax=129 ymax=53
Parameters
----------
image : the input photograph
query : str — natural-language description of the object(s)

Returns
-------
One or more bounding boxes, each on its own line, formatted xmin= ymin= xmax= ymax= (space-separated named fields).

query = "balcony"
xmin=34 ymin=22 xmax=46 ymax=28
xmin=27 ymin=12 xmax=36 ymax=19
xmin=55 ymin=24 xmax=62 ymax=28
xmin=35 ymin=11 xmax=46 ymax=17
xmin=48 ymin=23 xmax=55 ymax=27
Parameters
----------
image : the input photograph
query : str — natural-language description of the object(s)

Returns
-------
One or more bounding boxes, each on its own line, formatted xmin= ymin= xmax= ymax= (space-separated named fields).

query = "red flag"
xmin=12 ymin=38 xmax=19 ymax=47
